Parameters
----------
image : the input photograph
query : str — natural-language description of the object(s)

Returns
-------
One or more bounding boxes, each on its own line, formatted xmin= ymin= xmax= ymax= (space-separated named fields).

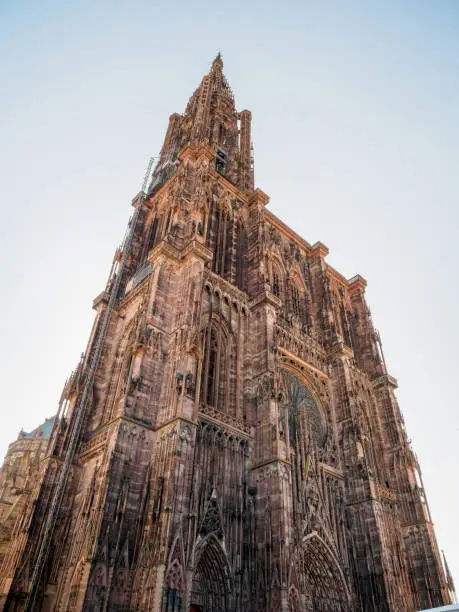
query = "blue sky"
xmin=1 ymin=0 xmax=458 ymax=589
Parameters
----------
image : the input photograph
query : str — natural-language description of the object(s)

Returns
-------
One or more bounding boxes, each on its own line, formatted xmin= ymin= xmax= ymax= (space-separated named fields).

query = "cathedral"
xmin=0 ymin=55 xmax=454 ymax=611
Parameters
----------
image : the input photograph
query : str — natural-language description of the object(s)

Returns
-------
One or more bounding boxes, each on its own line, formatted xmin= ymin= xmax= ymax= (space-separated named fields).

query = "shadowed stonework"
xmin=0 ymin=56 xmax=454 ymax=611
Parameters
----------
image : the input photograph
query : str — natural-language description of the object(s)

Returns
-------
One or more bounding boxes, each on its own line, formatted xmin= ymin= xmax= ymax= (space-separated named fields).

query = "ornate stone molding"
xmin=249 ymin=289 xmax=282 ymax=311
xmin=372 ymin=374 xmax=398 ymax=389
xmin=275 ymin=324 xmax=328 ymax=375
xmin=327 ymin=341 xmax=354 ymax=361
xmin=79 ymin=429 xmax=109 ymax=462
xmin=204 ymin=270 xmax=250 ymax=309
xmin=199 ymin=406 xmax=253 ymax=438
xmin=320 ymin=462 xmax=345 ymax=480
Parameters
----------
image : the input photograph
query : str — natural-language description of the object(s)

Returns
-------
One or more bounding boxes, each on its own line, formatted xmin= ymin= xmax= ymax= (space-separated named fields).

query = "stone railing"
xmin=199 ymin=404 xmax=253 ymax=437
xmin=79 ymin=429 xmax=109 ymax=461
xmin=372 ymin=374 xmax=398 ymax=389
xmin=274 ymin=320 xmax=327 ymax=373
xmin=124 ymin=261 xmax=153 ymax=295
xmin=204 ymin=270 xmax=250 ymax=310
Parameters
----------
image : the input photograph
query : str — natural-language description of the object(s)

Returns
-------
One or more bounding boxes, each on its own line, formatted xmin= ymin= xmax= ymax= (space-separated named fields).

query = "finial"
xmin=211 ymin=52 xmax=223 ymax=72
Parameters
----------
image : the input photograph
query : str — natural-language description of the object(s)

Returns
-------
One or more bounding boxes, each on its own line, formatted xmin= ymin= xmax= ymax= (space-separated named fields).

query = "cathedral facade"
xmin=0 ymin=56 xmax=453 ymax=611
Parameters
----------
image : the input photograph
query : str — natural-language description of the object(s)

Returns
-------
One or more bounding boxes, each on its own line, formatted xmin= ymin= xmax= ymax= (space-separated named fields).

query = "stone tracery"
xmin=289 ymin=533 xmax=351 ymax=611
xmin=279 ymin=369 xmax=326 ymax=451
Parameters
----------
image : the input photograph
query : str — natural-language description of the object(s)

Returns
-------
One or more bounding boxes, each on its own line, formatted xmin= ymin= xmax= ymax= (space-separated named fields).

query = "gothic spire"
xmin=154 ymin=55 xmax=254 ymax=192
xmin=185 ymin=52 xmax=235 ymax=126
xmin=211 ymin=52 xmax=223 ymax=73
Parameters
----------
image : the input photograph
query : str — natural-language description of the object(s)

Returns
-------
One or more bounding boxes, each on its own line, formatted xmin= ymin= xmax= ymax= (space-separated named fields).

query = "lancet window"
xmin=206 ymin=199 xmax=248 ymax=292
xmin=207 ymin=203 xmax=231 ymax=278
xmin=338 ymin=287 xmax=353 ymax=348
xmin=235 ymin=221 xmax=248 ymax=292
xmin=287 ymin=277 xmax=312 ymax=332
xmin=271 ymin=261 xmax=283 ymax=299
xmin=291 ymin=284 xmax=301 ymax=317
xmin=141 ymin=213 xmax=163 ymax=263
xmin=141 ymin=206 xmax=176 ymax=263
xmin=273 ymin=271 xmax=280 ymax=297
xmin=288 ymin=279 xmax=303 ymax=319
xmin=206 ymin=329 xmax=218 ymax=405
xmin=200 ymin=321 xmax=236 ymax=414
xmin=202 ymin=324 xmax=226 ymax=409
xmin=147 ymin=216 xmax=159 ymax=252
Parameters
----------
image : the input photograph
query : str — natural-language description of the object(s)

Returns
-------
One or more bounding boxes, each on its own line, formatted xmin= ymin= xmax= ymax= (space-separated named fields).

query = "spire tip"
xmin=211 ymin=52 xmax=223 ymax=72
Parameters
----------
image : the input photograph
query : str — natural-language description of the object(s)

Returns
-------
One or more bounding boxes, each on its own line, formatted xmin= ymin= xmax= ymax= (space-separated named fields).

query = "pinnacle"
xmin=211 ymin=52 xmax=224 ymax=73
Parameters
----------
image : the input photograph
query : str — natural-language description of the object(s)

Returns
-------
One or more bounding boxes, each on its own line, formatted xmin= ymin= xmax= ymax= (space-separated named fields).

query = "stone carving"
xmin=185 ymin=373 xmax=196 ymax=398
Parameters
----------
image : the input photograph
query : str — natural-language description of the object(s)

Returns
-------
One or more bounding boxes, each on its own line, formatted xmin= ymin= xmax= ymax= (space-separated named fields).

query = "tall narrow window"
xmin=236 ymin=222 xmax=248 ymax=292
xmin=212 ymin=210 xmax=231 ymax=278
xmin=207 ymin=332 xmax=218 ymax=406
xmin=228 ymin=337 xmax=237 ymax=416
xmin=304 ymin=292 xmax=312 ymax=333
xmin=270 ymin=262 xmax=283 ymax=300
xmin=340 ymin=304 xmax=353 ymax=348
xmin=212 ymin=210 xmax=222 ymax=274
xmin=273 ymin=272 xmax=280 ymax=297
xmin=206 ymin=199 xmax=217 ymax=257
xmin=291 ymin=285 xmax=300 ymax=317
xmin=201 ymin=324 xmax=232 ymax=412
xmin=164 ymin=208 xmax=172 ymax=236
xmin=215 ymin=148 xmax=227 ymax=174
xmin=224 ymin=217 xmax=234 ymax=281
xmin=147 ymin=217 xmax=159 ymax=252
xmin=218 ymin=341 xmax=227 ymax=409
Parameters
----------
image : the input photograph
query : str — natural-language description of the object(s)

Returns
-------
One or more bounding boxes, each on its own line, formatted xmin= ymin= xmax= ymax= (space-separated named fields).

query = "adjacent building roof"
xmin=19 ymin=416 xmax=56 ymax=440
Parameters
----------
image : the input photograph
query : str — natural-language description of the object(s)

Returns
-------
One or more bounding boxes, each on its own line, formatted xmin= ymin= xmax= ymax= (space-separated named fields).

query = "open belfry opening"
xmin=0 ymin=55 xmax=453 ymax=612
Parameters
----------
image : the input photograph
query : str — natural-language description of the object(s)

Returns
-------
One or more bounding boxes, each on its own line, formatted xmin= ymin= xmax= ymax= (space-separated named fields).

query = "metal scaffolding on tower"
xmin=23 ymin=157 xmax=155 ymax=611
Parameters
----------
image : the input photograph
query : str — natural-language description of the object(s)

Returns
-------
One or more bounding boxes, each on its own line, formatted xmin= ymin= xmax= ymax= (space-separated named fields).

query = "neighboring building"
xmin=0 ymin=56 xmax=453 ymax=611
xmin=0 ymin=418 xmax=55 ymax=569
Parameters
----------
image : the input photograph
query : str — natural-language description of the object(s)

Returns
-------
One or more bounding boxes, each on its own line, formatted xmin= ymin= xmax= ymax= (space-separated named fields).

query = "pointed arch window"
xmin=206 ymin=203 xmax=248 ymax=292
xmin=206 ymin=199 xmax=217 ymax=248
xmin=206 ymin=330 xmax=218 ymax=405
xmin=291 ymin=283 xmax=301 ymax=317
xmin=236 ymin=221 xmax=248 ymax=292
xmin=201 ymin=322 xmax=236 ymax=413
xmin=339 ymin=302 xmax=353 ymax=349
xmin=215 ymin=147 xmax=227 ymax=174
xmin=287 ymin=278 xmax=313 ymax=333
xmin=271 ymin=262 xmax=283 ymax=299
xmin=224 ymin=217 xmax=234 ymax=280
xmin=273 ymin=272 xmax=280 ymax=297
xmin=212 ymin=208 xmax=230 ymax=277
xmin=207 ymin=206 xmax=248 ymax=292
xmin=147 ymin=216 xmax=159 ymax=252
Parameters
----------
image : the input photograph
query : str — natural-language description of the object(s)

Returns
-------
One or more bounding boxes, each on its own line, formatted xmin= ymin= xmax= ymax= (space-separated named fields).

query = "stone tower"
xmin=0 ymin=55 xmax=452 ymax=611
xmin=0 ymin=418 xmax=55 ymax=570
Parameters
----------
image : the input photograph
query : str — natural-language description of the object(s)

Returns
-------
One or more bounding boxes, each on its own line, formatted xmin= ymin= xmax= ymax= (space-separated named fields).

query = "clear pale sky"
xmin=1 ymin=0 xmax=458 ymax=590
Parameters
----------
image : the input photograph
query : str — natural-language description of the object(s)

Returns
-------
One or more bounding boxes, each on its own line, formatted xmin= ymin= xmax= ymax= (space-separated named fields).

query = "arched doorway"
xmin=189 ymin=534 xmax=232 ymax=612
xmin=289 ymin=532 xmax=351 ymax=611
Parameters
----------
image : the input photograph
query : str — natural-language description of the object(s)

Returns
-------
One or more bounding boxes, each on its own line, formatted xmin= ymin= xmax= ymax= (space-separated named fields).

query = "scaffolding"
xmin=23 ymin=156 xmax=155 ymax=611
